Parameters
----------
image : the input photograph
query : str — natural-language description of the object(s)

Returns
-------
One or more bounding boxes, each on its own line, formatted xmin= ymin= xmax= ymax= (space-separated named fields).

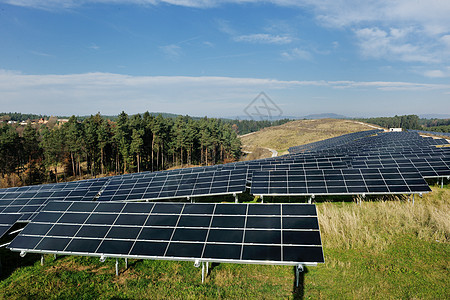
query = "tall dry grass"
xmin=318 ymin=188 xmax=450 ymax=251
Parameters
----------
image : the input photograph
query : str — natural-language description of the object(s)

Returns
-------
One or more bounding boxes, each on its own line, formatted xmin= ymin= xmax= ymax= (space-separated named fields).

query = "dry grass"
xmin=318 ymin=187 xmax=450 ymax=252
xmin=240 ymin=119 xmax=375 ymax=155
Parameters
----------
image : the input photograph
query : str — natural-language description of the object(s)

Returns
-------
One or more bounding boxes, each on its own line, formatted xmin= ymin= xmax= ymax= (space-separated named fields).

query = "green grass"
xmin=1 ymin=187 xmax=449 ymax=299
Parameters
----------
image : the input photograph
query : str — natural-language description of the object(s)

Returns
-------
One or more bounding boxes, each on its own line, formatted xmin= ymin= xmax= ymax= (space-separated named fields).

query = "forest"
xmin=418 ymin=118 xmax=450 ymax=133
xmin=356 ymin=115 xmax=421 ymax=130
xmin=0 ymin=112 xmax=242 ymax=187
xmin=357 ymin=115 xmax=450 ymax=133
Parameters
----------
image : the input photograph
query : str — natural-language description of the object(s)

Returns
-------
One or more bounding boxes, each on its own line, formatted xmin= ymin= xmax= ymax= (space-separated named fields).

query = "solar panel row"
xmin=9 ymin=201 xmax=324 ymax=265
xmin=251 ymin=168 xmax=431 ymax=196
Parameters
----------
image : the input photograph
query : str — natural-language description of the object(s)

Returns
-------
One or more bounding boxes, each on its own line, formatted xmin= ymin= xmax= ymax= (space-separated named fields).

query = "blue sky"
xmin=0 ymin=0 xmax=449 ymax=118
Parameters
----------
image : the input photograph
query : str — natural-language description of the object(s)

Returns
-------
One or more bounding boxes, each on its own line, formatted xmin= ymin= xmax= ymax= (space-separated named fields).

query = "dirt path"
xmin=264 ymin=147 xmax=278 ymax=157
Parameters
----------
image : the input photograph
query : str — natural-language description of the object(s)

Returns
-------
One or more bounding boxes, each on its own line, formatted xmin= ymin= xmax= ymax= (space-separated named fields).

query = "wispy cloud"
xmin=88 ymin=43 xmax=100 ymax=50
xmin=202 ymin=41 xmax=214 ymax=47
xmin=29 ymin=50 xmax=53 ymax=57
xmin=159 ymin=44 xmax=182 ymax=59
xmin=234 ymin=33 xmax=292 ymax=45
xmin=280 ymin=48 xmax=312 ymax=60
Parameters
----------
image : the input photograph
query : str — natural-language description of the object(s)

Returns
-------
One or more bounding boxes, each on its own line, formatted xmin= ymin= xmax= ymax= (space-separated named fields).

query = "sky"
xmin=0 ymin=0 xmax=449 ymax=119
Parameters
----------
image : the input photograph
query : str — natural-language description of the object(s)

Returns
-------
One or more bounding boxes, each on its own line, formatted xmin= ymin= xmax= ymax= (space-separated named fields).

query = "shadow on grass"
xmin=292 ymin=266 xmax=308 ymax=300
xmin=0 ymin=246 xmax=40 ymax=281
xmin=0 ymin=223 xmax=41 ymax=281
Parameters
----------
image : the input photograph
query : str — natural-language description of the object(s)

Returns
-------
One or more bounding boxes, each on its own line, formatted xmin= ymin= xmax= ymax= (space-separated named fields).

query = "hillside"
xmin=241 ymin=118 xmax=375 ymax=158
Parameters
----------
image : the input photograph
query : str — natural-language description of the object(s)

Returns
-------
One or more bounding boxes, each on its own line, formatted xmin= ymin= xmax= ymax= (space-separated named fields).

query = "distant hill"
xmin=231 ymin=115 xmax=298 ymax=121
xmin=302 ymin=113 xmax=347 ymax=119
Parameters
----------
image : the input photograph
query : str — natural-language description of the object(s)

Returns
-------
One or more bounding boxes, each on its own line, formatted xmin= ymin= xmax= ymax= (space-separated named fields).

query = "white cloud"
xmin=234 ymin=33 xmax=292 ymax=44
xmin=423 ymin=67 xmax=450 ymax=78
xmin=424 ymin=70 xmax=445 ymax=78
xmin=0 ymin=70 xmax=449 ymax=116
xmin=280 ymin=48 xmax=312 ymax=60
xmin=354 ymin=27 xmax=440 ymax=63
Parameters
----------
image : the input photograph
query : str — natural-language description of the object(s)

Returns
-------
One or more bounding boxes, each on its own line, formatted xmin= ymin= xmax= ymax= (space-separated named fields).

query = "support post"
xmin=261 ymin=195 xmax=264 ymax=203
xmin=412 ymin=194 xmax=415 ymax=205
xmin=201 ymin=262 xmax=205 ymax=284
xmin=54 ymin=254 xmax=57 ymax=260
xmin=234 ymin=193 xmax=238 ymax=203
xmin=295 ymin=264 xmax=304 ymax=287
xmin=206 ymin=261 xmax=209 ymax=275
xmin=41 ymin=255 xmax=44 ymax=266
xmin=441 ymin=177 xmax=444 ymax=189
xmin=115 ymin=258 xmax=119 ymax=276
xmin=125 ymin=258 xmax=128 ymax=269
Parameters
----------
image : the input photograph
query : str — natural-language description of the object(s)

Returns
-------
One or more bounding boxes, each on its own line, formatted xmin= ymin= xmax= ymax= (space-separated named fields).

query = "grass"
xmin=1 ymin=186 xmax=448 ymax=299
xmin=240 ymin=119 xmax=375 ymax=156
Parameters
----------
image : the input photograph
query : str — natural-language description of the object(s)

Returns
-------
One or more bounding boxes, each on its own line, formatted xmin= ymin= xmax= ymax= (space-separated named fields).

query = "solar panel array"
xmin=9 ymin=201 xmax=324 ymax=265
xmin=1 ymin=129 xmax=449 ymax=243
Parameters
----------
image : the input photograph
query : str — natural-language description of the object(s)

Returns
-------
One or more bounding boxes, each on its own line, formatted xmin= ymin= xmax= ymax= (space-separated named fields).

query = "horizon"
xmin=0 ymin=1 xmax=449 ymax=117
xmin=2 ymin=111 xmax=450 ymax=121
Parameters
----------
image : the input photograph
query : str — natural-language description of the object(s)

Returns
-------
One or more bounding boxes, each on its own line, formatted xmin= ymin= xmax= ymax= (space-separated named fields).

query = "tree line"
xmin=0 ymin=112 xmax=241 ymax=187
xmin=229 ymin=118 xmax=292 ymax=135
xmin=356 ymin=115 xmax=421 ymax=130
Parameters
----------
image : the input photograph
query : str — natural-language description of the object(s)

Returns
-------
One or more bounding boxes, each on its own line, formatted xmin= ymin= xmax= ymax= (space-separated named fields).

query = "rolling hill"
xmin=240 ymin=118 xmax=375 ymax=159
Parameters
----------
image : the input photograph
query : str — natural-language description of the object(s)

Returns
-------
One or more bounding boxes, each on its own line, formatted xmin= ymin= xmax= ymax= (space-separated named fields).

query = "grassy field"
xmin=240 ymin=119 xmax=376 ymax=156
xmin=1 ymin=185 xmax=448 ymax=299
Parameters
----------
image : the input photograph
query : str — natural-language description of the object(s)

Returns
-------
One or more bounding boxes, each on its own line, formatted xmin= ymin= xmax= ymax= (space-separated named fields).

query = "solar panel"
xmin=409 ymin=129 xmax=450 ymax=138
xmin=8 ymin=201 xmax=324 ymax=266
xmin=251 ymin=168 xmax=432 ymax=196
xmin=0 ymin=188 xmax=102 ymax=222
xmin=0 ymin=177 xmax=109 ymax=194
xmin=0 ymin=213 xmax=22 ymax=238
